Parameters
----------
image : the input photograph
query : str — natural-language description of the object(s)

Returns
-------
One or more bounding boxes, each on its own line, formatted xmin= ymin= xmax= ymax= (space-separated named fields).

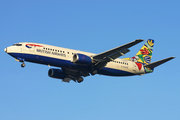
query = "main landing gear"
xmin=77 ymin=77 xmax=84 ymax=83
xmin=21 ymin=62 xmax=25 ymax=68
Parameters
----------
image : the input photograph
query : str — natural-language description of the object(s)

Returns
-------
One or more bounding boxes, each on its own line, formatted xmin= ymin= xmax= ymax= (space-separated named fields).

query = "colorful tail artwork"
xmin=124 ymin=39 xmax=154 ymax=64
xmin=124 ymin=39 xmax=154 ymax=73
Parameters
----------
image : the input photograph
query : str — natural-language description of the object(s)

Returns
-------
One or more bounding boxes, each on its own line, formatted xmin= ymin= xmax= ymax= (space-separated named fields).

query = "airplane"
xmin=4 ymin=39 xmax=175 ymax=83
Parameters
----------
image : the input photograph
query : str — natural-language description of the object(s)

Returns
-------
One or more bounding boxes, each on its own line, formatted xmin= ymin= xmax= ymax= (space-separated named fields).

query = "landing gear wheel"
xmin=21 ymin=63 xmax=25 ymax=68
xmin=77 ymin=77 xmax=84 ymax=83
xmin=91 ymin=70 xmax=97 ymax=75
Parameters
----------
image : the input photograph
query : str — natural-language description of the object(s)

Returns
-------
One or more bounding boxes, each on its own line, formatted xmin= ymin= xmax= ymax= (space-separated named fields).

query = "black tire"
xmin=21 ymin=63 xmax=25 ymax=68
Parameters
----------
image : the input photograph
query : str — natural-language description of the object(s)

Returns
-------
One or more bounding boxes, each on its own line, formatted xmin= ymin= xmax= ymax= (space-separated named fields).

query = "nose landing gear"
xmin=15 ymin=57 xmax=25 ymax=68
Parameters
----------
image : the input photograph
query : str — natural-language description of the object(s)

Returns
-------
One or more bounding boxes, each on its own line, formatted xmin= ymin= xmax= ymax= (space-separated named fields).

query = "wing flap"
xmin=93 ymin=48 xmax=130 ymax=70
xmin=102 ymin=48 xmax=130 ymax=61
xmin=93 ymin=39 xmax=144 ymax=61
xmin=108 ymin=48 xmax=130 ymax=60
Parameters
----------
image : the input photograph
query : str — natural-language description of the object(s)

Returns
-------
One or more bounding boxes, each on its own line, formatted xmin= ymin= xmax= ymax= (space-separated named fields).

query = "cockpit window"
xmin=13 ymin=43 xmax=22 ymax=46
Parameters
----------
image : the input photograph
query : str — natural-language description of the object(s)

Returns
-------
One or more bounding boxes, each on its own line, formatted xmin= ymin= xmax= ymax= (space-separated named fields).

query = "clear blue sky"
xmin=1 ymin=0 xmax=180 ymax=120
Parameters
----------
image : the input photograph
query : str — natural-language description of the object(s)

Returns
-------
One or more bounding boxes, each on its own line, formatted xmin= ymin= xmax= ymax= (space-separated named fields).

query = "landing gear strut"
xmin=21 ymin=63 xmax=25 ymax=68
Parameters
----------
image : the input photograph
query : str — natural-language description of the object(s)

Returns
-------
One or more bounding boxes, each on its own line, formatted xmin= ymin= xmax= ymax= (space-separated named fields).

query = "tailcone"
xmin=144 ymin=66 xmax=154 ymax=73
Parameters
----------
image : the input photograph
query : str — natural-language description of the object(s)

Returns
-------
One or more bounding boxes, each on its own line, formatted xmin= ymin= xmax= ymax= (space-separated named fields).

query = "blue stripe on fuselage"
xmin=8 ymin=53 xmax=90 ymax=71
xmin=8 ymin=53 xmax=135 ymax=76
xmin=98 ymin=67 xmax=135 ymax=76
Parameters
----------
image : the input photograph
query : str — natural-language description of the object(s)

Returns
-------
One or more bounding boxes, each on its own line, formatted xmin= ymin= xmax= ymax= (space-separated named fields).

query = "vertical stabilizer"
xmin=124 ymin=39 xmax=154 ymax=64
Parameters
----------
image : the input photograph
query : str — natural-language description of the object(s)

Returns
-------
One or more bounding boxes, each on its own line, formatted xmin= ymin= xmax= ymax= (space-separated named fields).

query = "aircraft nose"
xmin=4 ymin=48 xmax=7 ymax=52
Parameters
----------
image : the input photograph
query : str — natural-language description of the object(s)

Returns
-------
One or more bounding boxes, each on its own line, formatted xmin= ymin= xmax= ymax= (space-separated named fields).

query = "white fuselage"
xmin=5 ymin=42 xmax=146 ymax=76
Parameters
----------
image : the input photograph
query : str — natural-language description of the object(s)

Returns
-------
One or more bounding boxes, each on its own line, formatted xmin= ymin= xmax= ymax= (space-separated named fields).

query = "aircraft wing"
xmin=90 ymin=39 xmax=144 ymax=71
xmin=93 ymin=39 xmax=144 ymax=62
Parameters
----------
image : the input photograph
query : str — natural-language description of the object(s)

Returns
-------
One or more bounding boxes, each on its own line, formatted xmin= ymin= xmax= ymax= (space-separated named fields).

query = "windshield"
xmin=13 ymin=43 xmax=22 ymax=46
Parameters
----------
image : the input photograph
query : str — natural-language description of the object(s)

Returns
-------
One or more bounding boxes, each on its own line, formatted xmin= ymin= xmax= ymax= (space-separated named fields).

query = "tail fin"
xmin=124 ymin=39 xmax=154 ymax=64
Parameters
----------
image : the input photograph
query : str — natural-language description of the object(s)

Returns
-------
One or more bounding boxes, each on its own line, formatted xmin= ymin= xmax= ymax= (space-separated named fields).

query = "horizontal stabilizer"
xmin=144 ymin=57 xmax=175 ymax=68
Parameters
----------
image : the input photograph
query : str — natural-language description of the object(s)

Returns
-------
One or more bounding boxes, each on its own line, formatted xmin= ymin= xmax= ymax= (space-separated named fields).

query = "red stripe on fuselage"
xmin=26 ymin=44 xmax=43 ymax=47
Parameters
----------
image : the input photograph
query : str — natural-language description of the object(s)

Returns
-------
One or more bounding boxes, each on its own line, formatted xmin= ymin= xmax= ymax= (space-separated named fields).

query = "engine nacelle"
xmin=48 ymin=68 xmax=66 ymax=79
xmin=72 ymin=53 xmax=92 ymax=65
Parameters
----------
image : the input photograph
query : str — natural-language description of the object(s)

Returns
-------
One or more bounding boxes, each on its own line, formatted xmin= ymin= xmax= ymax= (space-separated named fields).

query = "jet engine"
xmin=72 ymin=53 xmax=92 ymax=65
xmin=48 ymin=68 xmax=66 ymax=79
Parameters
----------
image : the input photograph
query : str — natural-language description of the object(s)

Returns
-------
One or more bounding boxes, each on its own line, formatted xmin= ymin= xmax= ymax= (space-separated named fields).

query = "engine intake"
xmin=72 ymin=53 xmax=92 ymax=65
xmin=48 ymin=68 xmax=66 ymax=79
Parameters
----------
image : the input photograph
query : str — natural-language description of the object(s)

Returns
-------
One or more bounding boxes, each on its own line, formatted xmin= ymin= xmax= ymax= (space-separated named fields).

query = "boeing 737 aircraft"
xmin=4 ymin=39 xmax=175 ymax=83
